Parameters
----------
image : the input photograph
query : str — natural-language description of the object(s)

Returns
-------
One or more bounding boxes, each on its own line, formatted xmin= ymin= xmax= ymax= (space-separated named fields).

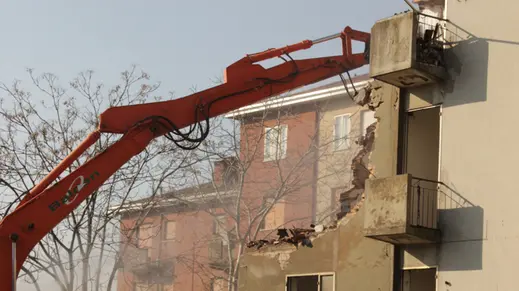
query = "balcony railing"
xmin=409 ymin=177 xmax=439 ymax=229
xmin=208 ymin=236 xmax=230 ymax=270
xmin=121 ymin=244 xmax=174 ymax=282
xmin=121 ymin=246 xmax=150 ymax=272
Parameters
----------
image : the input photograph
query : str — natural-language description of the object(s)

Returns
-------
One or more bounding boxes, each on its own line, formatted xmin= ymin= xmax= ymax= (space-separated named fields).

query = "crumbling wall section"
xmin=238 ymin=81 xmax=401 ymax=291
xmin=336 ymin=80 xmax=399 ymax=220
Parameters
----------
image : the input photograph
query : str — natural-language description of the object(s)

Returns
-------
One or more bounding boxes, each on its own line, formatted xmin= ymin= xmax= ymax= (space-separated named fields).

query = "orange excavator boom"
xmin=0 ymin=26 xmax=370 ymax=290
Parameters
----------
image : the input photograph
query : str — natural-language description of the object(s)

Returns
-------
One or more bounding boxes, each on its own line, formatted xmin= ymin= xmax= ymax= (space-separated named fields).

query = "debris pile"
xmin=247 ymin=224 xmax=336 ymax=250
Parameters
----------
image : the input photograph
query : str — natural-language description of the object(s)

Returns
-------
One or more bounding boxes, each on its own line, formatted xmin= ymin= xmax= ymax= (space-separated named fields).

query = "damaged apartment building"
xmin=237 ymin=0 xmax=519 ymax=291
xmin=115 ymin=72 xmax=375 ymax=290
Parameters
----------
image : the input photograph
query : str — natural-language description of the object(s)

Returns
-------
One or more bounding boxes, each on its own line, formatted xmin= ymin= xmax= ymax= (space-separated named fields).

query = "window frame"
xmin=285 ymin=272 xmax=335 ymax=291
xmin=213 ymin=214 xmax=226 ymax=235
xmin=263 ymin=124 xmax=288 ymax=162
xmin=162 ymin=219 xmax=176 ymax=241
xmin=137 ymin=223 xmax=154 ymax=249
xmin=360 ymin=109 xmax=376 ymax=137
xmin=333 ymin=114 xmax=351 ymax=151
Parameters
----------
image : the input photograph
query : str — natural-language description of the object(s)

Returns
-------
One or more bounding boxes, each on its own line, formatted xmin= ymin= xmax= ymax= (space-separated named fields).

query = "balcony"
xmin=369 ymin=11 xmax=448 ymax=88
xmin=363 ymin=174 xmax=441 ymax=245
xmin=121 ymin=245 xmax=174 ymax=284
xmin=208 ymin=236 xmax=230 ymax=270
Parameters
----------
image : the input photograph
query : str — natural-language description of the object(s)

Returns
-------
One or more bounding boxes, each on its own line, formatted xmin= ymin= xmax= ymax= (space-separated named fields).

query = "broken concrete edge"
xmin=336 ymin=80 xmax=382 ymax=221
xmin=245 ymin=226 xmax=336 ymax=253
xmin=245 ymin=80 xmax=384 ymax=253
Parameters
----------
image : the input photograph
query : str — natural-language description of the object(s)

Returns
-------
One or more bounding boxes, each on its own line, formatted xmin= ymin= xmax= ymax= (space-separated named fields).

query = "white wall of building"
xmin=437 ymin=0 xmax=519 ymax=290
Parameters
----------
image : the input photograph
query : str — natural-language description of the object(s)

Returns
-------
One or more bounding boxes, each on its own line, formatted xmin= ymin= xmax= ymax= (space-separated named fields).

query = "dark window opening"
xmin=286 ymin=274 xmax=333 ymax=291
xmin=403 ymin=268 xmax=437 ymax=291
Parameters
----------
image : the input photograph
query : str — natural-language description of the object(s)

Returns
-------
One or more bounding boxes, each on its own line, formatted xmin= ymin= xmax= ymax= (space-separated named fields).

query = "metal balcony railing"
xmin=409 ymin=177 xmax=439 ymax=229
xmin=120 ymin=244 xmax=175 ymax=281
xmin=121 ymin=246 xmax=150 ymax=271
xmin=416 ymin=13 xmax=447 ymax=69
xmin=208 ymin=236 xmax=230 ymax=269
xmin=409 ymin=175 xmax=475 ymax=230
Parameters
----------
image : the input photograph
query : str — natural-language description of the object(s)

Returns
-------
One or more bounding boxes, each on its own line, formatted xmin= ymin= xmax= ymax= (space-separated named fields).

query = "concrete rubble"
xmin=246 ymin=224 xmax=337 ymax=250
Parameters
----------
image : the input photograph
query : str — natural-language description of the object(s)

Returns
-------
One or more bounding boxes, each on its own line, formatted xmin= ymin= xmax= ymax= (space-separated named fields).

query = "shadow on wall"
xmin=442 ymin=38 xmax=489 ymax=107
xmin=416 ymin=18 xmax=519 ymax=108
xmin=437 ymin=184 xmax=484 ymax=271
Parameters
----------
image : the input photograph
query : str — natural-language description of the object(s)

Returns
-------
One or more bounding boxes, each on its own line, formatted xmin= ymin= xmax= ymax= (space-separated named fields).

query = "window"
xmin=162 ymin=220 xmax=176 ymax=241
xmin=213 ymin=215 xmax=228 ymax=245
xmin=213 ymin=215 xmax=226 ymax=235
xmin=333 ymin=115 xmax=351 ymax=151
xmin=287 ymin=274 xmax=334 ymax=291
xmin=360 ymin=110 xmax=376 ymax=137
xmin=260 ymin=198 xmax=284 ymax=230
xmin=264 ymin=125 xmax=288 ymax=161
xmin=403 ymin=268 xmax=436 ymax=291
xmin=137 ymin=223 xmax=154 ymax=249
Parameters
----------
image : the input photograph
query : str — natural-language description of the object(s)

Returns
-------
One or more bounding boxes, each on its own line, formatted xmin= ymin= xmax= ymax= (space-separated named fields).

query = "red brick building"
xmin=117 ymin=158 xmax=237 ymax=291
xmin=229 ymin=74 xmax=372 ymax=229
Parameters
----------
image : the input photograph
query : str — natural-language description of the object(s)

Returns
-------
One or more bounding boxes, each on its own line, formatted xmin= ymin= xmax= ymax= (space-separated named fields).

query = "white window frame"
xmin=285 ymin=272 xmax=335 ymax=291
xmin=264 ymin=124 xmax=288 ymax=162
xmin=137 ymin=223 xmax=154 ymax=249
xmin=213 ymin=214 xmax=229 ymax=245
xmin=333 ymin=114 xmax=351 ymax=151
xmin=360 ymin=110 xmax=376 ymax=137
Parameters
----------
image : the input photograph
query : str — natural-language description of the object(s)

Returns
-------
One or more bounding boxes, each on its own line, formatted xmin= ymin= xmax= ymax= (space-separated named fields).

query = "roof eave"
xmin=224 ymin=79 xmax=372 ymax=119
xmin=110 ymin=190 xmax=239 ymax=214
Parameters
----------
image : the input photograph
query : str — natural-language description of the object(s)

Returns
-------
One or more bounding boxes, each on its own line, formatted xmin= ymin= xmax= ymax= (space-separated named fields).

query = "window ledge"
xmin=263 ymin=156 xmax=287 ymax=163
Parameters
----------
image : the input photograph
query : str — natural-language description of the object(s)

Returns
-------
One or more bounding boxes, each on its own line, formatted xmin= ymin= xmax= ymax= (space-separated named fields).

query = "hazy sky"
xmin=0 ymin=0 xmax=410 ymax=97
xmin=1 ymin=0 xmax=411 ymax=290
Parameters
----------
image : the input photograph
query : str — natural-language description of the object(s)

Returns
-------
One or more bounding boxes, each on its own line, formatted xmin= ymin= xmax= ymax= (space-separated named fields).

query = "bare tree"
xmin=161 ymin=93 xmax=372 ymax=291
xmin=0 ymin=66 xmax=198 ymax=291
